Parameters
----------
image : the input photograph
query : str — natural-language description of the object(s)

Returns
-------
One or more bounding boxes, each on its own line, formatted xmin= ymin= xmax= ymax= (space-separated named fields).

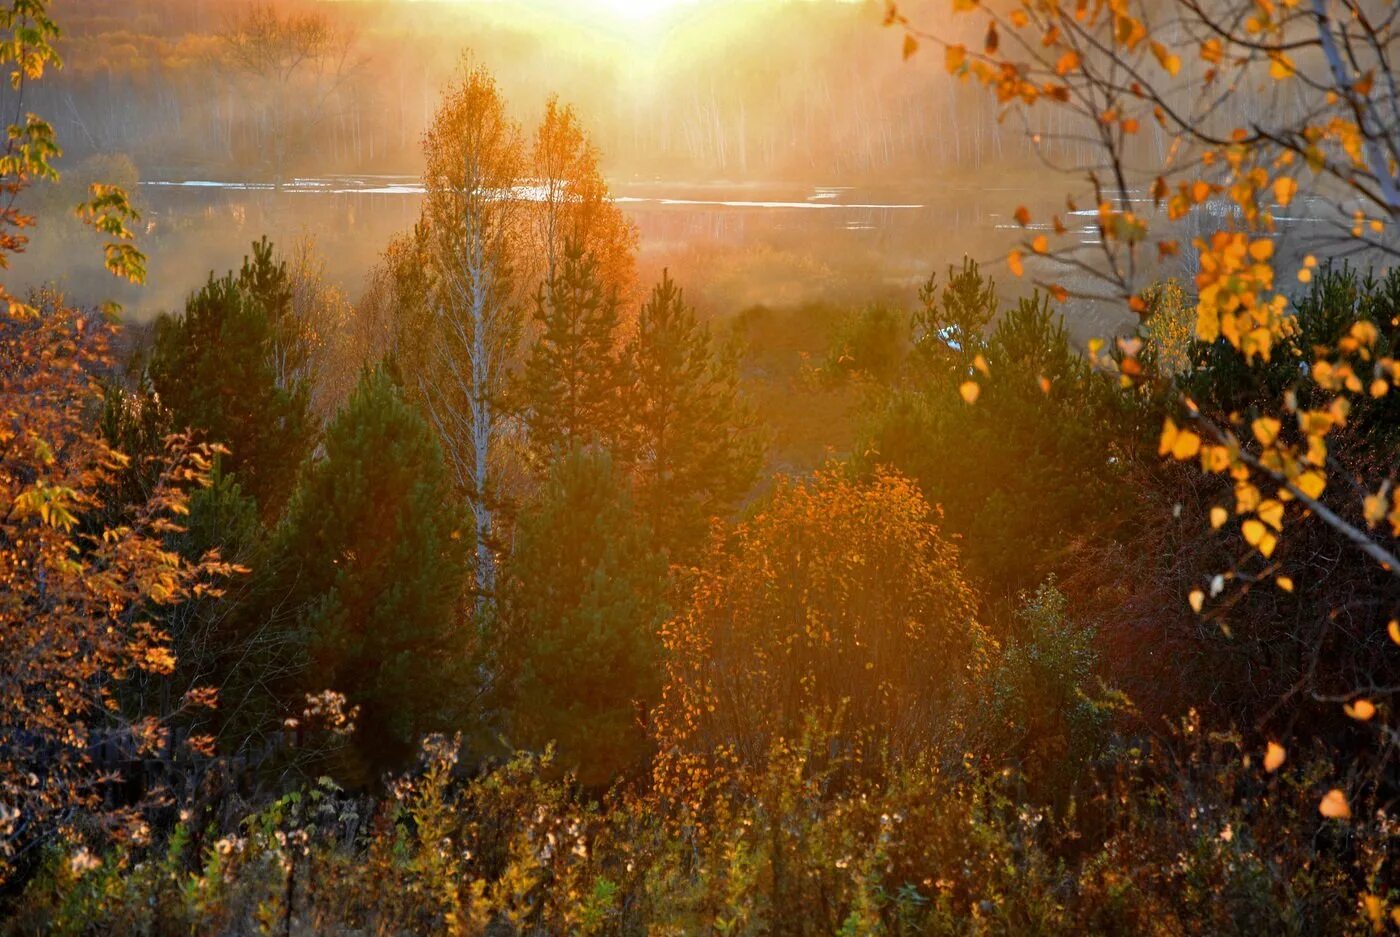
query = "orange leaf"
xmin=1318 ymin=789 xmax=1350 ymax=819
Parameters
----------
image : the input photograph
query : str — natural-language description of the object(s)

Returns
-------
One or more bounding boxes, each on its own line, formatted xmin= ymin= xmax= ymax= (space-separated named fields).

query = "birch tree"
xmin=530 ymin=97 xmax=637 ymax=303
xmin=416 ymin=64 xmax=527 ymax=602
xmin=891 ymin=0 xmax=1400 ymax=821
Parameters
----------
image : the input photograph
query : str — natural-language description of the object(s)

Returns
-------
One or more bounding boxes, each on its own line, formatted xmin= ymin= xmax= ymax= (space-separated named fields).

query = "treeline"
xmin=35 ymin=0 xmax=1100 ymax=182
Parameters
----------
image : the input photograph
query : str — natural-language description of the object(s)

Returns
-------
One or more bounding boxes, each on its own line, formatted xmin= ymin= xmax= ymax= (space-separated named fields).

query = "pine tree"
xmin=272 ymin=367 xmax=472 ymax=782
xmin=621 ymin=272 xmax=764 ymax=556
xmin=146 ymin=238 xmax=314 ymax=519
xmin=521 ymin=238 xmax=623 ymax=460
xmin=499 ymin=446 xmax=668 ymax=787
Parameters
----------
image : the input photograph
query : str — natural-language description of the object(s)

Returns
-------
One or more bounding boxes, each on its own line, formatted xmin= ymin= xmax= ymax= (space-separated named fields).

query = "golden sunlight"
xmin=504 ymin=0 xmax=706 ymax=30
xmin=573 ymin=0 xmax=697 ymax=21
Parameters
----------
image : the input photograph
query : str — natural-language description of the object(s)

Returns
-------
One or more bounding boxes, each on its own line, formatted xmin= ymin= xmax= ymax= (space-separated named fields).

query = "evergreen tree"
xmin=621 ymin=272 xmax=764 ymax=556
xmin=520 ymin=238 xmax=623 ymax=459
xmin=146 ymin=238 xmax=314 ymax=519
xmin=864 ymin=289 xmax=1127 ymax=601
xmin=500 ymin=446 xmax=668 ymax=787
xmin=273 ymin=367 xmax=472 ymax=782
xmin=911 ymin=256 xmax=998 ymax=368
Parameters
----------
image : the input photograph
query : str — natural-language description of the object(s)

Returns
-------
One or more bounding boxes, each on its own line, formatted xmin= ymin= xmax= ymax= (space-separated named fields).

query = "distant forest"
xmin=35 ymin=0 xmax=1100 ymax=182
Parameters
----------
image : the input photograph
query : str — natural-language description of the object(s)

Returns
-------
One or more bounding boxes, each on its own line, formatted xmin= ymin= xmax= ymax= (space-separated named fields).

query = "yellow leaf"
xmin=1241 ymin=519 xmax=1278 ymax=557
xmin=903 ymin=34 xmax=919 ymax=60
xmin=1344 ymin=698 xmax=1376 ymax=721
xmin=973 ymin=354 xmax=990 ymax=376
xmin=1257 ymin=499 xmax=1284 ymax=532
xmin=1241 ymin=518 xmax=1265 ymax=545
xmin=1275 ymin=575 xmax=1294 ymax=592
xmin=1189 ymin=588 xmax=1205 ymax=613
xmin=1264 ymin=741 xmax=1286 ymax=772
xmin=1269 ymin=52 xmax=1296 ymax=80
xmin=1150 ymin=40 xmax=1181 ymax=76
xmin=945 ymin=43 xmax=967 ymax=73
xmin=1318 ymin=788 xmax=1350 ymax=819
xmin=1251 ymin=416 xmax=1281 ymax=446
xmin=1361 ymin=895 xmax=1385 ymax=932
xmin=1364 ymin=491 xmax=1389 ymax=528
xmin=1294 ymin=471 xmax=1326 ymax=500
xmin=959 ymin=381 xmax=980 ymax=404
xmin=1389 ymin=619 xmax=1400 ymax=644
xmin=1210 ymin=506 xmax=1229 ymax=529
xmin=1172 ymin=429 xmax=1201 ymax=460
xmin=1273 ymin=176 xmax=1298 ymax=207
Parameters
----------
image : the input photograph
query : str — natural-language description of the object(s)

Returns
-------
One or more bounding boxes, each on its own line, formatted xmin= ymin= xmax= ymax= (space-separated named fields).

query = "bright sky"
xmin=572 ymin=0 xmax=700 ymax=22
xmin=481 ymin=0 xmax=716 ymax=48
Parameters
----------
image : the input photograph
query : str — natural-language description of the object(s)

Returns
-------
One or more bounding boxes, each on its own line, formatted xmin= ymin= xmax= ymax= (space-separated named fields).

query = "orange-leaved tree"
xmin=0 ymin=0 xmax=223 ymax=882
xmin=0 ymin=296 xmax=228 ymax=881
xmin=889 ymin=0 xmax=1400 ymax=819
xmin=652 ymin=468 xmax=989 ymax=783
xmin=531 ymin=96 xmax=638 ymax=306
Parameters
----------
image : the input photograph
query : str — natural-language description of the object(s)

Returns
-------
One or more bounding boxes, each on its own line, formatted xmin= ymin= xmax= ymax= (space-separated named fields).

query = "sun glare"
xmin=516 ymin=0 xmax=705 ymax=37
xmin=582 ymin=0 xmax=695 ymax=21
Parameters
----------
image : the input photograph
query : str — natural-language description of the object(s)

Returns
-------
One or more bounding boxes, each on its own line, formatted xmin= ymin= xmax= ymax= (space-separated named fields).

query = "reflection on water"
xmin=26 ymin=172 xmax=1319 ymax=342
xmin=79 ymin=174 xmax=1039 ymax=323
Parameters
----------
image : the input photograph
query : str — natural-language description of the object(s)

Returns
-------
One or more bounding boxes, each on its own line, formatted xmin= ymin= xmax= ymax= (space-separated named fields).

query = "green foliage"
xmin=982 ymin=579 xmax=1115 ymax=808
xmin=911 ymin=256 xmax=998 ymax=365
xmin=146 ymin=238 xmax=314 ymax=519
xmin=621 ymin=271 xmax=764 ymax=557
xmin=520 ymin=238 xmax=625 ymax=460
xmin=94 ymin=376 xmax=172 ymax=525
xmin=863 ymin=284 xmax=1130 ymax=601
xmin=1139 ymin=279 xmax=1193 ymax=377
xmin=270 ymin=367 xmax=472 ymax=782
xmin=499 ymin=447 xmax=668 ymax=787
xmin=15 ymin=727 xmax=1388 ymax=936
xmin=822 ymin=303 xmax=909 ymax=384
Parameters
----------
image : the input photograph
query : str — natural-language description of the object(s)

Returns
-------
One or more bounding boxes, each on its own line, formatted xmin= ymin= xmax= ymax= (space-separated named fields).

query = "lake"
xmin=19 ymin=172 xmax=1336 ymax=341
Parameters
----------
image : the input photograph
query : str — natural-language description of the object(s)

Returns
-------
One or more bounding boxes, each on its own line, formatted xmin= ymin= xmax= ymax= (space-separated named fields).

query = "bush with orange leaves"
xmin=0 ymin=296 xmax=228 ymax=884
xmin=653 ymin=468 xmax=991 ymax=777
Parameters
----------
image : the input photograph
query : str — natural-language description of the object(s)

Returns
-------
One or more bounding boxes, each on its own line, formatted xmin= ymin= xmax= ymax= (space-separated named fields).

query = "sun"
xmin=580 ymin=0 xmax=695 ymax=21
xmin=521 ymin=0 xmax=704 ymax=33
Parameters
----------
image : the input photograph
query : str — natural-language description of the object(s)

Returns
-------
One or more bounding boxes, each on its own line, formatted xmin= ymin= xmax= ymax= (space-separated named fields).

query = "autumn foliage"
xmin=654 ymin=469 xmax=986 ymax=768
xmin=0 ymin=297 xmax=224 ymax=881
xmin=7 ymin=1 xmax=1400 ymax=932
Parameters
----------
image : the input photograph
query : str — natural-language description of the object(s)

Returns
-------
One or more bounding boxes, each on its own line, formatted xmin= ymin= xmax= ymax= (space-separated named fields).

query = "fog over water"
xmin=19 ymin=172 xmax=1154 ymax=339
xmin=15 ymin=167 xmax=1335 ymax=347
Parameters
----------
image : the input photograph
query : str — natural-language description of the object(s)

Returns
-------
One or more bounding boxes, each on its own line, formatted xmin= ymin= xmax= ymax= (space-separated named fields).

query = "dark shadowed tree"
xmin=272 ymin=367 xmax=472 ymax=783
xmin=499 ymin=447 xmax=668 ymax=787
xmin=146 ymin=238 xmax=314 ymax=519
xmin=621 ymin=272 xmax=764 ymax=557
xmin=520 ymin=238 xmax=624 ymax=462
